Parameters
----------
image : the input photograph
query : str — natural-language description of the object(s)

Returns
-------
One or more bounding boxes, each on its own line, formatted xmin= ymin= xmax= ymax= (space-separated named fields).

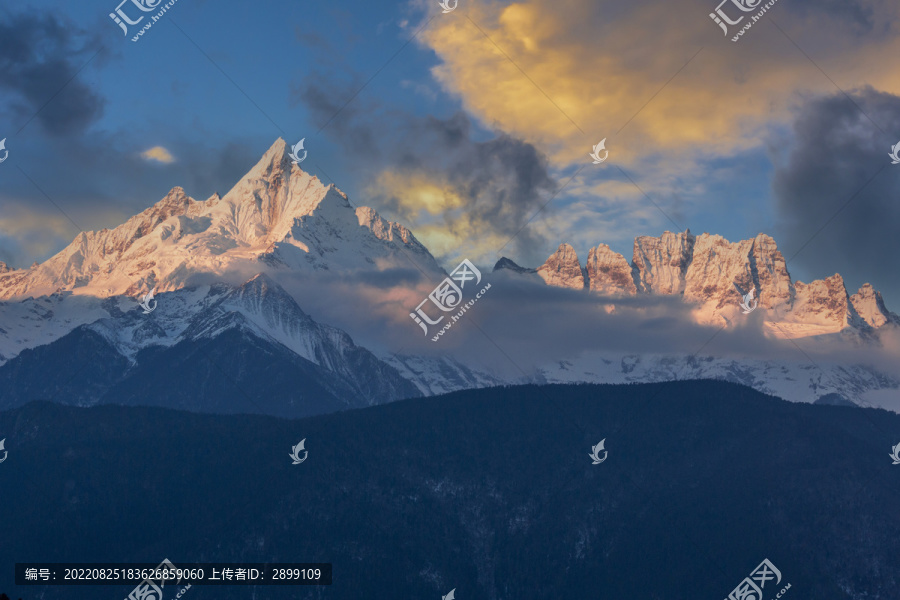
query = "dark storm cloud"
xmin=292 ymin=77 xmax=558 ymax=259
xmin=178 ymin=140 xmax=262 ymax=201
xmin=782 ymin=0 xmax=884 ymax=36
xmin=0 ymin=11 xmax=109 ymax=136
xmin=355 ymin=267 xmax=426 ymax=288
xmin=772 ymin=87 xmax=900 ymax=305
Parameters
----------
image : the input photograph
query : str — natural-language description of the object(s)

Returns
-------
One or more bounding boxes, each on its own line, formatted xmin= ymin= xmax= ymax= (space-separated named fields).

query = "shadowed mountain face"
xmin=0 ymin=275 xmax=421 ymax=417
xmin=1 ymin=381 xmax=899 ymax=599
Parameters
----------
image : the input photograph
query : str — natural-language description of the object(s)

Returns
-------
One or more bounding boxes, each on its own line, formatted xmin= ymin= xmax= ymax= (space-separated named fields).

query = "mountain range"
xmin=497 ymin=233 xmax=897 ymax=336
xmin=0 ymin=138 xmax=896 ymax=415
xmin=0 ymin=139 xmax=440 ymax=301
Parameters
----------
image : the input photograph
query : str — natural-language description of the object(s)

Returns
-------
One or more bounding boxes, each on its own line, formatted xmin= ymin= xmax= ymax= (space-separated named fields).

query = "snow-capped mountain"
xmin=0 ymin=138 xmax=441 ymax=301
xmin=533 ymin=352 xmax=896 ymax=405
xmin=0 ymin=274 xmax=419 ymax=415
xmin=499 ymin=230 xmax=899 ymax=335
xmin=0 ymin=139 xmax=443 ymax=414
xmin=0 ymin=139 xmax=897 ymax=414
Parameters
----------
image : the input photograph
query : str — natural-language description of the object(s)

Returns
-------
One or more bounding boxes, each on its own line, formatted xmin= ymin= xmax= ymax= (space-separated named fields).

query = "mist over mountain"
xmin=0 ymin=274 xmax=419 ymax=416
xmin=0 ymin=139 xmax=897 ymax=416
xmin=500 ymin=231 xmax=898 ymax=334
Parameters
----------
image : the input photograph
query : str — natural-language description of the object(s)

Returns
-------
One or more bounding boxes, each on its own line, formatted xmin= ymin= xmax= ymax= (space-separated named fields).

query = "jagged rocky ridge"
xmin=498 ymin=231 xmax=899 ymax=333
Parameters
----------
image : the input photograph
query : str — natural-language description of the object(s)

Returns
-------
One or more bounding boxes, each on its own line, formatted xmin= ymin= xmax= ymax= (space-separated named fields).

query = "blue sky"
xmin=1 ymin=0 xmax=899 ymax=305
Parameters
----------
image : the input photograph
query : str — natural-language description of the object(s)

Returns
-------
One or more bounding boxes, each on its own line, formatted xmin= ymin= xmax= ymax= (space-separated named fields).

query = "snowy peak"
xmin=682 ymin=232 xmax=793 ymax=312
xmin=789 ymin=274 xmax=850 ymax=331
xmin=586 ymin=244 xmax=636 ymax=295
xmin=537 ymin=243 xmax=586 ymax=290
xmin=358 ymin=206 xmax=411 ymax=246
xmin=245 ymin=137 xmax=292 ymax=181
xmin=0 ymin=139 xmax=444 ymax=300
xmin=492 ymin=257 xmax=537 ymax=274
xmin=682 ymin=233 xmax=755 ymax=308
xmin=215 ymin=137 xmax=332 ymax=246
xmin=633 ymin=230 xmax=695 ymax=294
xmin=220 ymin=273 xmax=314 ymax=329
xmin=746 ymin=233 xmax=793 ymax=310
xmin=850 ymin=283 xmax=899 ymax=329
xmin=509 ymin=231 xmax=895 ymax=335
xmin=118 ymin=186 xmax=215 ymax=245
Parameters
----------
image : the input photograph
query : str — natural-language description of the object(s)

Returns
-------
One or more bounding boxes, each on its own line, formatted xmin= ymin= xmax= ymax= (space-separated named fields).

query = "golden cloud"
xmin=366 ymin=169 xmax=514 ymax=263
xmin=140 ymin=146 xmax=175 ymax=164
xmin=0 ymin=203 xmax=78 ymax=262
xmin=421 ymin=0 xmax=900 ymax=166
xmin=373 ymin=0 xmax=900 ymax=267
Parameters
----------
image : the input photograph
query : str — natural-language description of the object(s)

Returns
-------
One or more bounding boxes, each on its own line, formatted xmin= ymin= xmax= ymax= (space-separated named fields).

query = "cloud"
xmin=771 ymin=87 xmax=900 ymax=306
xmin=141 ymin=146 xmax=176 ymax=164
xmin=0 ymin=132 xmax=269 ymax=269
xmin=245 ymin=261 xmax=899 ymax=406
xmin=418 ymin=0 xmax=900 ymax=161
xmin=0 ymin=11 xmax=108 ymax=136
xmin=408 ymin=0 xmax=900 ymax=241
xmin=0 ymin=203 xmax=78 ymax=268
xmin=293 ymin=75 xmax=558 ymax=265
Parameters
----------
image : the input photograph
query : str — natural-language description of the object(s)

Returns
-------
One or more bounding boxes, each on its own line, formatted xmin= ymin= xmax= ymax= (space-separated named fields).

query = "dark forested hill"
xmin=1 ymin=380 xmax=899 ymax=599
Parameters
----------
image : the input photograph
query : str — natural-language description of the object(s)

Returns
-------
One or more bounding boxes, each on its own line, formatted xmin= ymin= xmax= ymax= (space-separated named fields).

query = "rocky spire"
xmin=632 ymin=230 xmax=695 ymax=294
xmin=537 ymin=243 xmax=586 ymax=290
xmin=586 ymin=244 xmax=636 ymax=295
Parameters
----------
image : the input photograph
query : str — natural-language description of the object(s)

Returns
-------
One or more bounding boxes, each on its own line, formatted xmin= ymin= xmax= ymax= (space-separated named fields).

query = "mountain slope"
xmin=1 ymin=381 xmax=899 ymax=599
xmin=0 ymin=274 xmax=420 ymax=416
